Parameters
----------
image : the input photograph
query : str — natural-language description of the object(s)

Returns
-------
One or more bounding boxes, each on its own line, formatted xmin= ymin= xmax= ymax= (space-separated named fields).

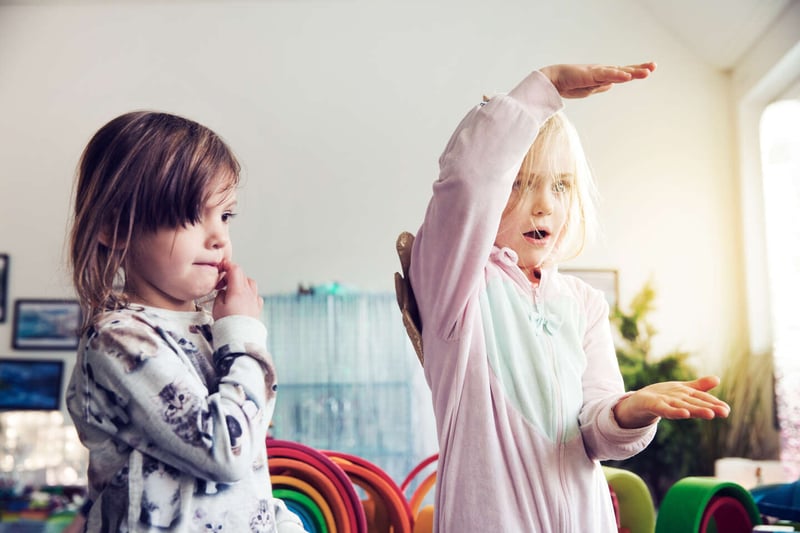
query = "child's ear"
xmin=98 ymin=227 xmax=123 ymax=249
xmin=98 ymin=228 xmax=113 ymax=248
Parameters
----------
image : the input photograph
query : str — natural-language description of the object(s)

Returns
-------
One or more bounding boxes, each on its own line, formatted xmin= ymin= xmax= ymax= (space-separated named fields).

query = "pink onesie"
xmin=410 ymin=70 xmax=658 ymax=532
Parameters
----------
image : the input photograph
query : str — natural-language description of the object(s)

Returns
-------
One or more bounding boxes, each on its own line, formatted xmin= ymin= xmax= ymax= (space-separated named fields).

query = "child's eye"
xmin=221 ymin=211 xmax=237 ymax=223
xmin=512 ymin=179 xmax=522 ymax=190
xmin=552 ymin=180 xmax=569 ymax=193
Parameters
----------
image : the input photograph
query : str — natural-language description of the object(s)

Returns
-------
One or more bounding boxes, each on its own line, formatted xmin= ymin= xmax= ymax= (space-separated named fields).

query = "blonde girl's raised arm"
xmin=411 ymin=70 xmax=563 ymax=343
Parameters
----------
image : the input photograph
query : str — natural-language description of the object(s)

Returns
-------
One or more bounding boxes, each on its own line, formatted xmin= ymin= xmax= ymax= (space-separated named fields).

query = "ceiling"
xmin=636 ymin=0 xmax=795 ymax=71
xmin=0 ymin=0 xmax=794 ymax=72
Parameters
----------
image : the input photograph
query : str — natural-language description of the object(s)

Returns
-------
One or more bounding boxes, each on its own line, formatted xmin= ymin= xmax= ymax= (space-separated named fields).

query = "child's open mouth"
xmin=524 ymin=229 xmax=549 ymax=240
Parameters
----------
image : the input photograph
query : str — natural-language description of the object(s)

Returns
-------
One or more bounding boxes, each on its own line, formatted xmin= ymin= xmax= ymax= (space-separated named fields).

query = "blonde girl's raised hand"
xmin=212 ymin=259 xmax=264 ymax=320
xmin=612 ymin=375 xmax=731 ymax=429
xmin=539 ymin=62 xmax=656 ymax=99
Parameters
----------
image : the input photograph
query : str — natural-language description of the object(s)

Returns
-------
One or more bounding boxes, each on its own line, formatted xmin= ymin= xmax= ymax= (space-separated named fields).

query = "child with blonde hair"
xmin=403 ymin=63 xmax=730 ymax=531
xmin=66 ymin=111 xmax=303 ymax=532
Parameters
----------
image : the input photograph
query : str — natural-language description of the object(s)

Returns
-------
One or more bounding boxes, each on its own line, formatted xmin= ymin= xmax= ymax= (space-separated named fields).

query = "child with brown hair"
xmin=66 ymin=111 xmax=304 ymax=532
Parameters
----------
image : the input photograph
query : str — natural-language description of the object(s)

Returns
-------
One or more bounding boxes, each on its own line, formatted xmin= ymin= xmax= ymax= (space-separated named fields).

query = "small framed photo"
xmin=0 ymin=254 xmax=7 ymax=323
xmin=12 ymin=299 xmax=82 ymax=351
xmin=562 ymin=268 xmax=619 ymax=310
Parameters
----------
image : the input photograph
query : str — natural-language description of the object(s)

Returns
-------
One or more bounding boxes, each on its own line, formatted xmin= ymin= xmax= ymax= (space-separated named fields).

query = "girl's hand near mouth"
xmin=213 ymin=259 xmax=263 ymax=320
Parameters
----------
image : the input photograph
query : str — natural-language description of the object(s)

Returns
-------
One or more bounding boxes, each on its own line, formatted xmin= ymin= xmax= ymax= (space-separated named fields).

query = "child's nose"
xmin=207 ymin=224 xmax=230 ymax=250
xmin=531 ymin=189 xmax=554 ymax=215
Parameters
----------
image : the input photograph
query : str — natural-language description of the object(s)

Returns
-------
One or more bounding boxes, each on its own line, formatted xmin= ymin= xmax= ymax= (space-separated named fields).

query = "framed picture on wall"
xmin=561 ymin=268 xmax=619 ymax=310
xmin=12 ymin=299 xmax=81 ymax=351
xmin=0 ymin=358 xmax=65 ymax=411
xmin=0 ymin=254 xmax=7 ymax=323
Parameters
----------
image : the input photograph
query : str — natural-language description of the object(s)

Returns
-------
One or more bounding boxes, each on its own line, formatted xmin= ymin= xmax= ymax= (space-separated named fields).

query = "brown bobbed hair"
xmin=69 ymin=111 xmax=240 ymax=331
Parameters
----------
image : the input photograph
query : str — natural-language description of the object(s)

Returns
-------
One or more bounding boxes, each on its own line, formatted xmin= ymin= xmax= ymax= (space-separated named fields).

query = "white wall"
xmin=0 ymin=0 xmax=757 ymax=388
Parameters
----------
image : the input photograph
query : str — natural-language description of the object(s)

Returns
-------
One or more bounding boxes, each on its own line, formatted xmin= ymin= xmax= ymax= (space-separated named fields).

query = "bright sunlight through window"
xmin=760 ymin=98 xmax=800 ymax=479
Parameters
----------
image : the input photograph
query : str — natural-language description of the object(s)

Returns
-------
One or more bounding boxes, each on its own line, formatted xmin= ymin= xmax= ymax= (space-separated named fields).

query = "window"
xmin=759 ymin=98 xmax=800 ymax=479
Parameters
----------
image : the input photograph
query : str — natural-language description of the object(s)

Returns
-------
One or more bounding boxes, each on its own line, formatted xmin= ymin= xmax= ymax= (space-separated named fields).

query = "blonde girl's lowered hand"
xmin=539 ymin=62 xmax=656 ymax=99
xmin=612 ymin=375 xmax=731 ymax=429
xmin=212 ymin=259 xmax=264 ymax=321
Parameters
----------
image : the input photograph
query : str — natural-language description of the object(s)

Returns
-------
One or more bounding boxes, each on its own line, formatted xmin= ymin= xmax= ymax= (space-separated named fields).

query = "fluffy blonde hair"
xmin=504 ymin=111 xmax=599 ymax=266
xmin=69 ymin=111 xmax=240 ymax=331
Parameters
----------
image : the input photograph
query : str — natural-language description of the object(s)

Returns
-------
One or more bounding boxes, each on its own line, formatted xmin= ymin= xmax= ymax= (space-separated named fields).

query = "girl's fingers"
xmin=618 ymin=62 xmax=657 ymax=78
xmin=214 ymin=259 xmax=230 ymax=290
xmin=657 ymin=397 xmax=714 ymax=420
xmin=211 ymin=262 xmax=262 ymax=320
xmin=650 ymin=398 xmax=687 ymax=418
xmin=222 ymin=263 xmax=249 ymax=294
xmin=595 ymin=63 xmax=655 ymax=85
xmin=223 ymin=265 xmax=260 ymax=302
xmin=668 ymin=389 xmax=730 ymax=419
xmin=247 ymin=277 xmax=259 ymax=293
xmin=678 ymin=398 xmax=718 ymax=419
xmin=687 ymin=375 xmax=722 ymax=392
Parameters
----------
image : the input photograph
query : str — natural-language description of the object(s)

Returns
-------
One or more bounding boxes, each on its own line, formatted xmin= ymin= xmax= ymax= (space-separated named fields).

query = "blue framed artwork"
xmin=0 ymin=358 xmax=65 ymax=411
xmin=12 ymin=299 xmax=81 ymax=351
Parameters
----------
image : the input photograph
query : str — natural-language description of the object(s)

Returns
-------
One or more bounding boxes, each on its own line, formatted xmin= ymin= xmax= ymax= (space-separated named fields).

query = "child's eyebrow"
xmin=521 ymin=172 xmax=575 ymax=183
xmin=209 ymin=193 xmax=238 ymax=209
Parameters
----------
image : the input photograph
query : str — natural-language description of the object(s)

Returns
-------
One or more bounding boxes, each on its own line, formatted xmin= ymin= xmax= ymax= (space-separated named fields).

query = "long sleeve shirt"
xmin=67 ymin=305 xmax=303 ymax=533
